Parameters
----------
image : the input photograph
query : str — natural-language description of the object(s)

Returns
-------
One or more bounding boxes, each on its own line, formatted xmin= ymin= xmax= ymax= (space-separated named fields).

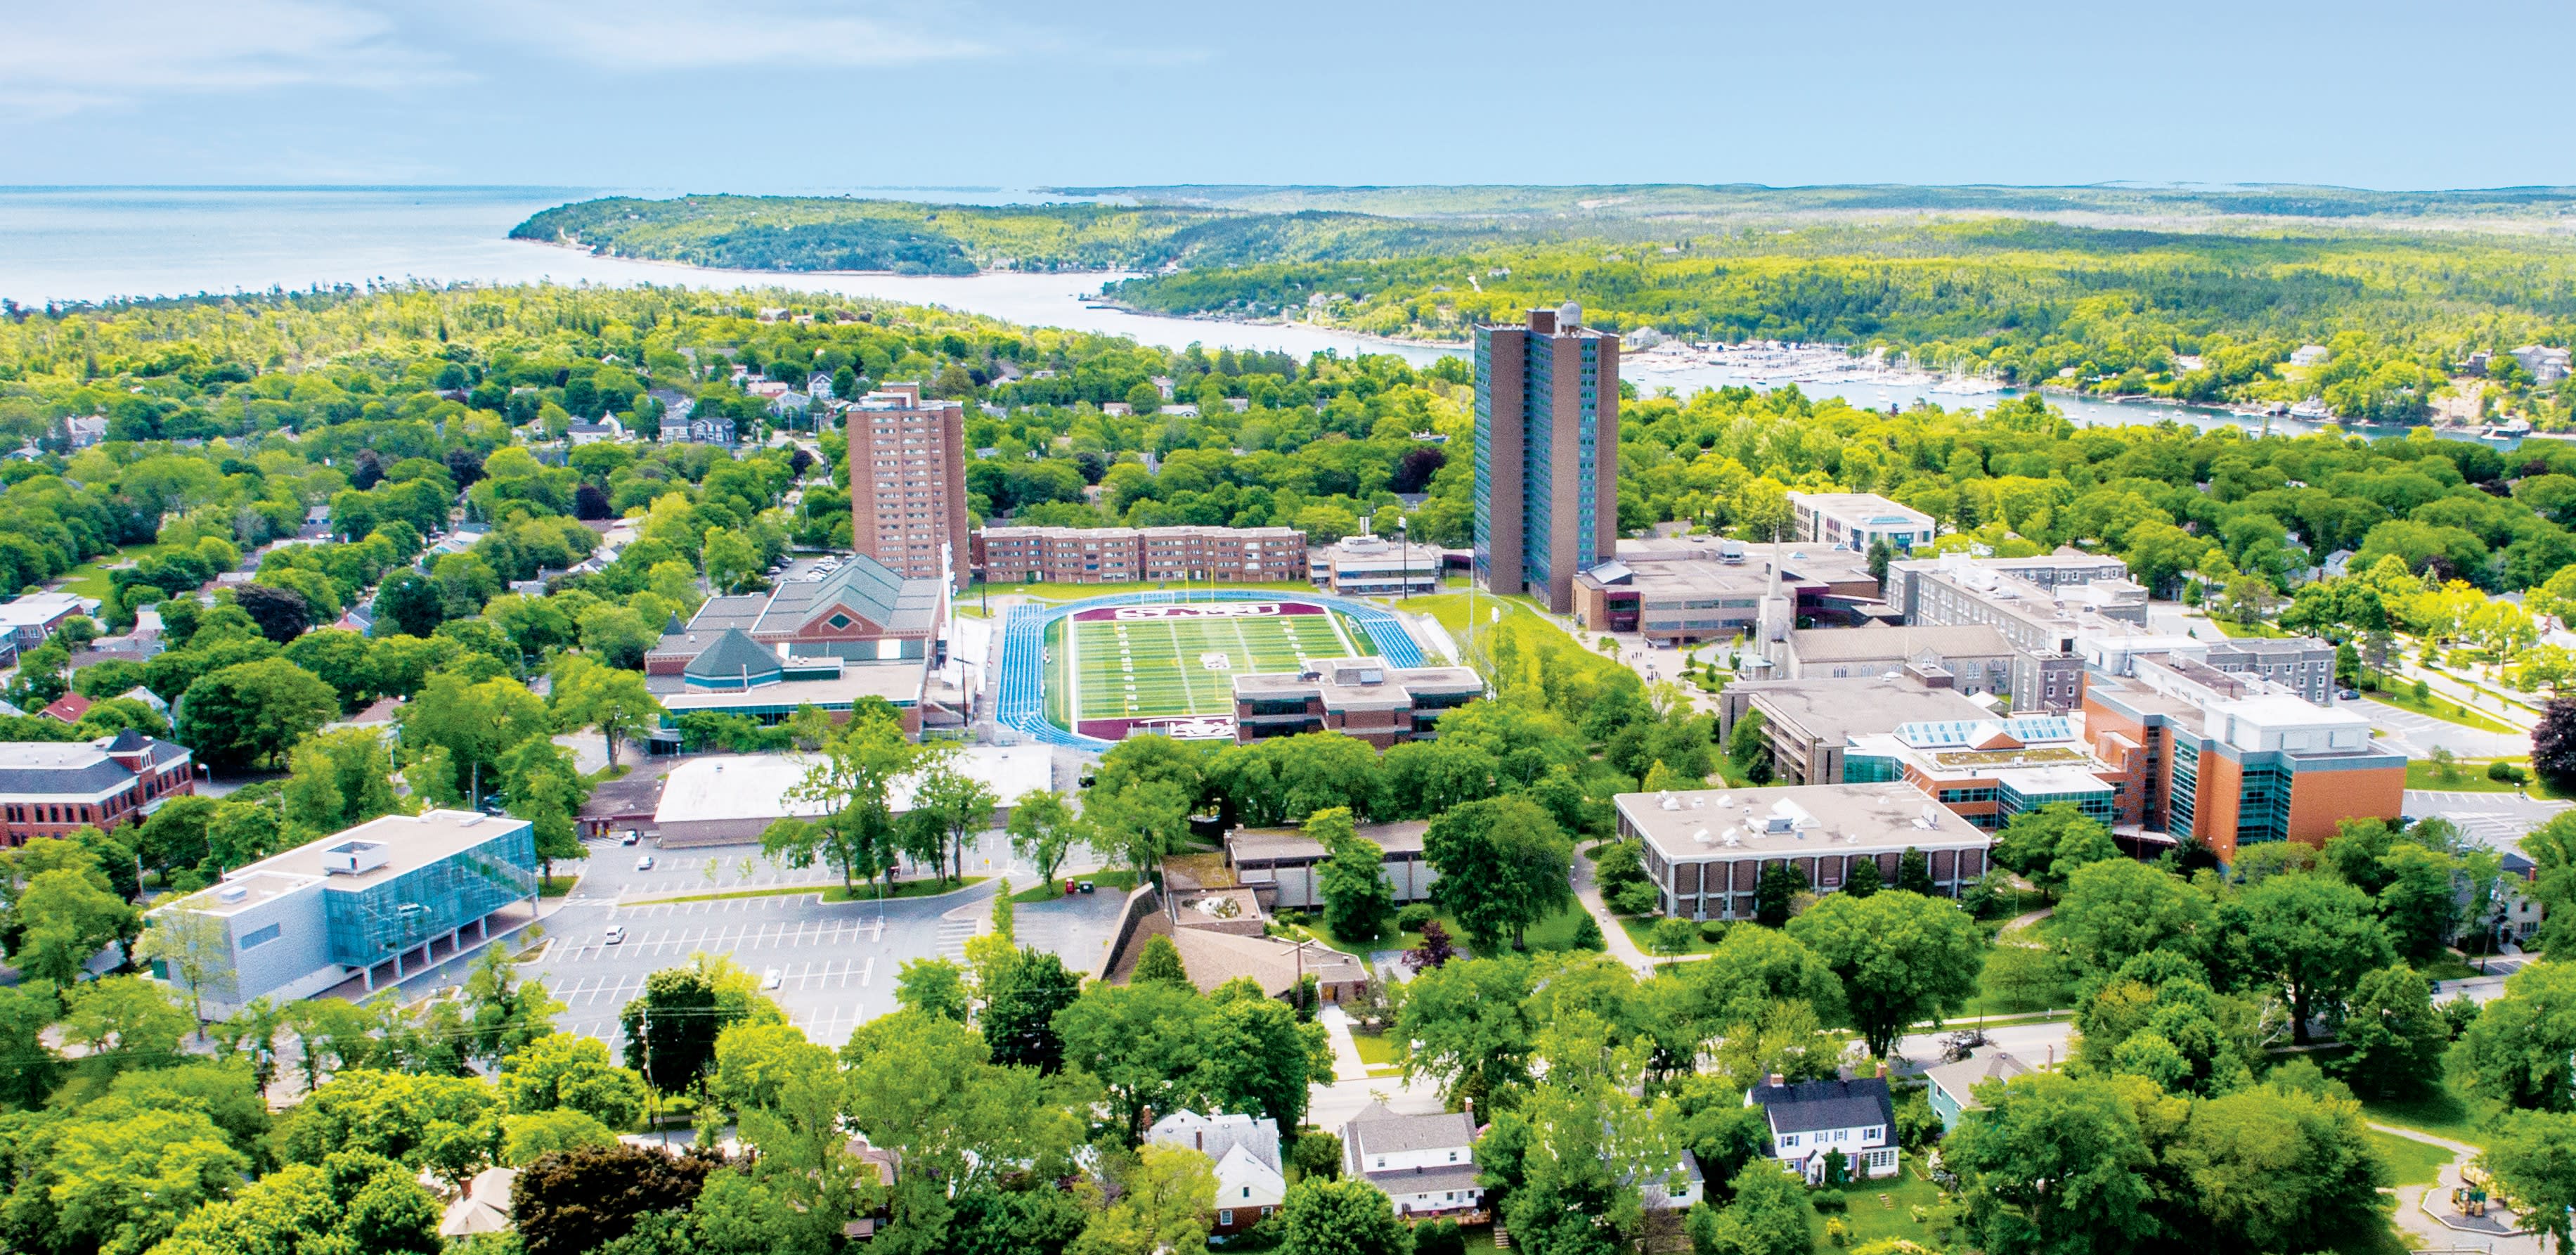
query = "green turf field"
xmin=1064 ymin=609 xmax=1376 ymax=722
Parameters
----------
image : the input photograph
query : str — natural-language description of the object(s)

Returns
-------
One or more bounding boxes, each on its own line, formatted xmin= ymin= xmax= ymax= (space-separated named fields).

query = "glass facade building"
xmin=321 ymin=824 xmax=537 ymax=968
xmin=1472 ymin=305 xmax=1618 ymax=613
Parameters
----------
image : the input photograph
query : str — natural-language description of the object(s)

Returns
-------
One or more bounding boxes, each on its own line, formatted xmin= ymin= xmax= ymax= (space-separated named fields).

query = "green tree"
xmin=1685 ymin=1161 xmax=1808 ymax=1255
xmin=1084 ymin=779 xmax=1192 ymax=882
xmin=1752 ymin=862 xmax=1806 ymax=928
xmin=983 ymin=946 xmax=1085 ymax=1073
xmin=396 ymin=671 xmax=551 ymax=806
xmin=15 ymin=866 xmax=138 ymax=984
xmin=1204 ymin=979 xmax=1331 ymax=1135
xmin=2055 ymin=857 xmax=2213 ymax=979
xmin=149 ymin=1151 xmax=442 ymax=1255
xmin=513 ymin=1141 xmax=718 ymax=1255
xmin=762 ymin=712 xmax=919 ymax=895
xmin=2461 ymin=960 xmax=2576 ymax=1111
xmin=1053 ymin=982 xmax=1215 ymax=1144
xmin=1279 ymin=1176 xmax=1411 ymax=1255
xmin=2162 ymin=1083 xmax=2388 ymax=1251
xmin=176 ymin=656 xmax=339 ymax=770
xmin=619 ymin=967 xmax=731 ymax=1093
xmin=1423 ymin=794 xmax=1572 ymax=950
xmin=1073 ymin=1144 xmax=1217 ymax=1255
xmin=1312 ymin=807 xmax=1396 ymax=941
xmin=1841 ymin=856 xmax=1883 ymax=899
xmin=136 ymin=908 xmax=233 ymax=1031
xmin=549 ymin=653 xmax=666 ymax=767
xmin=2480 ymin=1111 xmax=2576 ymax=1254
xmin=280 ymin=725 xmax=406 ymax=837
xmin=1786 ymin=891 xmax=1984 ymax=1057
xmin=896 ymin=956 xmax=971 ymax=1021
xmin=1993 ymin=802 xmax=2120 ymax=900
xmin=2338 ymin=963 xmax=2448 ymax=1099
xmin=909 ymin=749 xmax=1000 ymax=886
xmin=1945 ymin=1072 xmax=2158 ymax=1255
xmin=1395 ymin=955 xmax=1536 ymax=1109
xmin=1132 ymin=934 xmax=1192 ymax=989
xmin=500 ymin=1031 xmax=649 ymax=1129
xmin=2234 ymin=871 xmax=2394 ymax=1045
xmin=29 ymin=1102 xmax=253 ymax=1255
xmin=1006 ymin=789 xmax=1082 ymax=885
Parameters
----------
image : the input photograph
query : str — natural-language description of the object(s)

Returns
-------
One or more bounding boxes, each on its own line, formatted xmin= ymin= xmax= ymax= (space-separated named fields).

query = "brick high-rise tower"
xmin=848 ymin=382 xmax=970 ymax=592
xmin=1473 ymin=302 xmax=1619 ymax=613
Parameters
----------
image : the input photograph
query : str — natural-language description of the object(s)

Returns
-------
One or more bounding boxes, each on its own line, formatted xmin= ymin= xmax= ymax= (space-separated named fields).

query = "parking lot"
xmin=523 ymin=836 xmax=1130 ymax=1050
xmin=2355 ymin=698 xmax=2529 ymax=759
xmin=2405 ymin=790 xmax=2570 ymax=851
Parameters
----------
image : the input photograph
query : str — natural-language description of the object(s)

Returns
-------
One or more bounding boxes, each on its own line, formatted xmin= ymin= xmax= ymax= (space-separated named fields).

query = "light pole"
xmin=1397 ymin=517 xmax=1409 ymax=603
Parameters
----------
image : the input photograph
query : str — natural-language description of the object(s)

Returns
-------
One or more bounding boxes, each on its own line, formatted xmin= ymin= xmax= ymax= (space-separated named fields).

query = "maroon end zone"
xmin=1070 ymin=601 xmax=1326 ymax=623
xmin=1077 ymin=714 xmax=1238 ymax=740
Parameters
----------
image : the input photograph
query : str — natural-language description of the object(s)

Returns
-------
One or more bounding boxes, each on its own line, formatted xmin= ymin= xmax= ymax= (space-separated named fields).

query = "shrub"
xmin=1572 ymin=915 xmax=1605 ymax=951
xmin=1813 ymin=1188 xmax=1848 ymax=1212
xmin=1414 ymin=1218 xmax=1465 ymax=1255
xmin=1396 ymin=903 xmax=1436 ymax=932
xmin=2490 ymin=761 xmax=2532 ymax=785
xmin=1610 ymin=881 xmax=1659 ymax=916
xmin=1699 ymin=919 xmax=1728 ymax=944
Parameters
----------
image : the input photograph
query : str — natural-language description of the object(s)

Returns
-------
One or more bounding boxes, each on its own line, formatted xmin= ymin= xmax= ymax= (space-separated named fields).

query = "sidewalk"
xmin=2369 ymin=1122 xmax=2544 ymax=1254
xmin=1316 ymin=1005 xmax=1371 ymax=1083
xmin=1569 ymin=848 xmax=1657 ymax=974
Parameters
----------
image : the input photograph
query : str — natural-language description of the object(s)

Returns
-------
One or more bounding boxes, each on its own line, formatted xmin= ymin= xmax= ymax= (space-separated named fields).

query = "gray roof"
xmin=1360 ymin=1165 xmax=1482 ymax=1195
xmin=1230 ymin=820 xmax=1428 ymax=865
xmin=685 ymin=629 xmax=784 ymax=683
xmin=753 ymin=555 xmax=938 ymax=637
xmin=1787 ymin=624 xmax=2013 ymax=664
xmin=1749 ymin=1076 xmax=1896 ymax=1135
xmin=1343 ymin=1102 xmax=1475 ymax=1158
xmin=0 ymin=735 xmax=185 ymax=797
xmin=1922 ymin=1051 xmax=2029 ymax=1107
xmin=1730 ymin=677 xmax=1996 ymax=746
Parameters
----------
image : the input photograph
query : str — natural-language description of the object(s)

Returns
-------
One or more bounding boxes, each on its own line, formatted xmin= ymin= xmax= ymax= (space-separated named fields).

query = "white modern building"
xmin=1787 ymin=492 xmax=1936 ymax=554
xmin=649 ymin=745 xmax=1055 ymax=846
xmin=148 ymin=810 xmax=541 ymax=1017
xmin=1308 ymin=534 xmax=1444 ymax=597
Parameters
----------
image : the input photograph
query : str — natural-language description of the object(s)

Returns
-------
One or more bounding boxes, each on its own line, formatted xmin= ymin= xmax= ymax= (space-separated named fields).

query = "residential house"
xmin=1341 ymin=1103 xmax=1485 ymax=1221
xmin=60 ymin=415 xmax=108 ymax=449
xmin=566 ymin=417 xmax=623 ymax=445
xmin=37 ymin=694 xmax=91 ymax=724
xmin=0 ymin=592 xmax=100 ymax=652
xmin=1147 ymin=1112 xmax=1284 ymax=1236
xmin=438 ymin=1167 xmax=518 ymax=1239
xmin=1923 ymin=1051 xmax=2028 ymax=1133
xmin=1747 ymin=1073 xmax=1899 ymax=1181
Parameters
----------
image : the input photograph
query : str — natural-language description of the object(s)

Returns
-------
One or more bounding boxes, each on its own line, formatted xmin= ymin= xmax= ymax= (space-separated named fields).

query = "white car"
xmin=636 ymin=856 xmax=655 ymax=871
xmin=762 ymin=968 xmax=782 ymax=990
xmin=604 ymin=926 xmax=626 ymax=945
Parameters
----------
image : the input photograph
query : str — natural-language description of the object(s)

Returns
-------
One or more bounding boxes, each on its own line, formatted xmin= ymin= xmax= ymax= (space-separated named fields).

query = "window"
xmin=1241 ymin=1187 xmax=1251 ymax=1199
xmin=1217 ymin=1210 xmax=1234 ymax=1228
xmin=1447 ymin=1151 xmax=1458 ymax=1162
xmin=1780 ymin=1133 xmax=1798 ymax=1148
xmin=1375 ymin=1157 xmax=1385 ymax=1169
xmin=239 ymin=923 xmax=282 ymax=949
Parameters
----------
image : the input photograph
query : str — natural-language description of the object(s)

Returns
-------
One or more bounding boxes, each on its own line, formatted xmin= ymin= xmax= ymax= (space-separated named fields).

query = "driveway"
xmin=2357 ymin=699 xmax=2530 ymax=759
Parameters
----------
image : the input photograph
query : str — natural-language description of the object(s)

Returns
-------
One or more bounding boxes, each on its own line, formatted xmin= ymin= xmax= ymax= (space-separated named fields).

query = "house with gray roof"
xmin=1923 ymin=1050 xmax=2029 ymax=1132
xmin=1148 ymin=1111 xmax=1284 ymax=1235
xmin=1747 ymin=1074 xmax=1898 ymax=1182
xmin=1341 ymin=1102 xmax=1485 ymax=1221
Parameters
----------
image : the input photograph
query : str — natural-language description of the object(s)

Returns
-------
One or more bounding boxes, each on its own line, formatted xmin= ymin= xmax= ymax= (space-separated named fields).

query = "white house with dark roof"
xmin=1747 ymin=1074 xmax=1898 ymax=1182
xmin=1147 ymin=1111 xmax=1284 ymax=1235
xmin=1341 ymin=1102 xmax=1484 ymax=1220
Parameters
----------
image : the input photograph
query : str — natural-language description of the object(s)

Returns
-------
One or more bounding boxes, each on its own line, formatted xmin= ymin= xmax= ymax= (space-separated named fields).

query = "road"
xmin=2359 ymin=698 xmax=2532 ymax=759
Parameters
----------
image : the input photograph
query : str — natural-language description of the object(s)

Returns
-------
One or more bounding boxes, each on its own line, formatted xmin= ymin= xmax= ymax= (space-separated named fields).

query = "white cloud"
xmin=460 ymin=0 xmax=1005 ymax=70
xmin=0 ymin=0 xmax=462 ymax=115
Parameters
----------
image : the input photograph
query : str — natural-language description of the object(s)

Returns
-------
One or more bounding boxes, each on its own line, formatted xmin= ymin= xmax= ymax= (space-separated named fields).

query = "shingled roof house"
xmin=1340 ymin=1103 xmax=1485 ymax=1221
xmin=1747 ymin=1074 xmax=1899 ymax=1182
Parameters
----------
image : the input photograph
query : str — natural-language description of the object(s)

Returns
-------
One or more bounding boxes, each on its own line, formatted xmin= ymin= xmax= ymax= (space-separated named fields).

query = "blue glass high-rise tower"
xmin=1473 ymin=302 xmax=1619 ymax=612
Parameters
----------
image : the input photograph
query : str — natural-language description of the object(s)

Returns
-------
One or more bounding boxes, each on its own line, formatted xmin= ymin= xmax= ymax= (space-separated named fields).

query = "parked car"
xmin=621 ymin=830 xmax=641 ymax=846
xmin=637 ymin=856 xmax=655 ymax=871
xmin=2337 ymin=688 xmax=2362 ymax=700
xmin=1077 ymin=880 xmax=1096 ymax=894
xmin=762 ymin=969 xmax=782 ymax=990
xmin=604 ymin=926 xmax=626 ymax=945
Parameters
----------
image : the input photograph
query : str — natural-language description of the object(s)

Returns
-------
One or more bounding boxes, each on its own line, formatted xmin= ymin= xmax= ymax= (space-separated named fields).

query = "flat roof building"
xmin=1231 ymin=658 xmax=1482 ymax=748
xmin=148 ymin=810 xmax=539 ymax=1016
xmin=1475 ymin=304 xmax=1619 ymax=613
xmin=1884 ymin=551 xmax=2149 ymax=714
xmin=1714 ymin=676 xmax=2000 ymax=786
xmin=1225 ymin=819 xmax=1433 ymax=909
xmin=1775 ymin=624 xmax=2020 ymax=706
xmin=1844 ymin=714 xmax=2124 ymax=831
xmin=973 ymin=524 xmax=1308 ymax=586
xmin=2085 ymin=656 xmax=2403 ymax=862
xmin=1309 ymin=534 xmax=1444 ymax=598
xmin=1573 ymin=559 xmax=1769 ymax=645
xmin=1613 ymin=781 xmax=1992 ymax=921
xmin=649 ymin=745 xmax=1055 ymax=847
xmin=1787 ymin=492 xmax=1936 ymax=555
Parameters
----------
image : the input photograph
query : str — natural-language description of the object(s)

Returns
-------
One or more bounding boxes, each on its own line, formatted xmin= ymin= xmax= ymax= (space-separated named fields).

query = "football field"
xmin=1054 ymin=601 xmax=1378 ymax=738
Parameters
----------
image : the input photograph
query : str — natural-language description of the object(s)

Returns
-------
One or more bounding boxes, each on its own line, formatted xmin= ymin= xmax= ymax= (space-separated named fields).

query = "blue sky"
xmin=6 ymin=0 xmax=2574 ymax=191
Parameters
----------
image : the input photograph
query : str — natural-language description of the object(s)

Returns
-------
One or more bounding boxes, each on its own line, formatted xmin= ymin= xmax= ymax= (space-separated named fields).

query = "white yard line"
xmin=1323 ymin=609 xmax=1360 ymax=657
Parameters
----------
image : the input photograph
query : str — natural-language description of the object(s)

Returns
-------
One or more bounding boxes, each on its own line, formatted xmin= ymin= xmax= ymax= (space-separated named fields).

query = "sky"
xmin=7 ymin=0 xmax=2576 ymax=191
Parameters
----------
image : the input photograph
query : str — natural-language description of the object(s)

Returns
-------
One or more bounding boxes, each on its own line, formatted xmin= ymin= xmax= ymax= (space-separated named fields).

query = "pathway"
xmin=1316 ymin=1005 xmax=1371 ymax=1083
xmin=1998 ymin=906 xmax=2053 ymax=937
xmin=1569 ymin=849 xmax=1657 ymax=974
xmin=2368 ymin=1123 xmax=2544 ymax=1254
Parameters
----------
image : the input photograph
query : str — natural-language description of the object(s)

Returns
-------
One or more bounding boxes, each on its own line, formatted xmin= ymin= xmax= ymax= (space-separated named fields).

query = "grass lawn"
xmin=55 ymin=541 xmax=174 ymax=600
xmin=2404 ymin=758 xmax=2565 ymax=799
xmin=1012 ymin=869 xmax=1142 ymax=903
xmin=2367 ymin=1130 xmax=2455 ymax=1188
xmin=538 ymin=875 xmax=580 ymax=899
xmin=1615 ymin=913 xmax=1720 ymax=956
xmin=1810 ymin=1169 xmax=1949 ymax=1251
xmin=2418 ymin=951 xmax=2480 ymax=982
xmin=1349 ymin=1031 xmax=1403 ymax=1069
xmin=1066 ymin=606 xmax=1369 ymax=723
xmin=2207 ymin=617 xmax=2294 ymax=639
xmin=2360 ymin=1076 xmax=2491 ymax=1147
xmin=2360 ymin=683 xmax=2520 ymax=735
